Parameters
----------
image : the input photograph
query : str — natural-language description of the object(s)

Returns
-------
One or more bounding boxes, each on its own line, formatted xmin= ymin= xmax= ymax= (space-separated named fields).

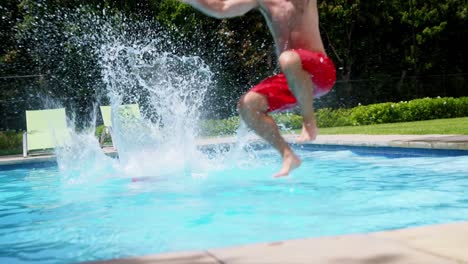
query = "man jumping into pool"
xmin=181 ymin=0 xmax=336 ymax=177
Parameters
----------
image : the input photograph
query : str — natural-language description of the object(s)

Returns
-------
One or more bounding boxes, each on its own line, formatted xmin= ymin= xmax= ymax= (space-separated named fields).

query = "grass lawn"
xmin=312 ymin=117 xmax=468 ymax=135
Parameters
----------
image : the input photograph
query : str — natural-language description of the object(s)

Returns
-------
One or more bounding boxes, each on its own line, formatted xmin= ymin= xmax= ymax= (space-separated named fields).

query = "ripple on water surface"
xmin=0 ymin=147 xmax=468 ymax=263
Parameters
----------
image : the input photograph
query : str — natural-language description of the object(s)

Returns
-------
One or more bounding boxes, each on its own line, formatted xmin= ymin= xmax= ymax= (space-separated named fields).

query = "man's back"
xmin=181 ymin=0 xmax=336 ymax=177
xmin=258 ymin=0 xmax=325 ymax=54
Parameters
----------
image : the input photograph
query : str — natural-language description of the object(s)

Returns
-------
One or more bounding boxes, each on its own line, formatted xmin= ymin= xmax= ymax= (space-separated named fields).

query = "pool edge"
xmin=1 ymin=134 xmax=468 ymax=166
xmin=84 ymin=221 xmax=468 ymax=264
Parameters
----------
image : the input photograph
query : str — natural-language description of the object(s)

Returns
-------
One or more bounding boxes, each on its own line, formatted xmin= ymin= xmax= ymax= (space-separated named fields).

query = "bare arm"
xmin=182 ymin=0 xmax=258 ymax=19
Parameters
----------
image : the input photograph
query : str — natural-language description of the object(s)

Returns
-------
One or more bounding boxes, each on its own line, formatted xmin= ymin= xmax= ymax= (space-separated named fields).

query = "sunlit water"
xmin=1 ymin=147 xmax=468 ymax=264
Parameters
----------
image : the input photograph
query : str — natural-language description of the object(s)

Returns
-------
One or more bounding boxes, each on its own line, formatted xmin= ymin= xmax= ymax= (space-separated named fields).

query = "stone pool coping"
xmin=86 ymin=221 xmax=468 ymax=264
xmin=1 ymin=134 xmax=467 ymax=166
xmin=199 ymin=134 xmax=468 ymax=150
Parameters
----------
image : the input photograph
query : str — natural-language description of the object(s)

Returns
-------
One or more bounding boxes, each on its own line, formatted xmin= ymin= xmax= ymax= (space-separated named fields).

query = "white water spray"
xmin=24 ymin=6 xmax=263 ymax=182
xmin=99 ymin=40 xmax=216 ymax=179
xmin=53 ymin=10 xmax=229 ymax=182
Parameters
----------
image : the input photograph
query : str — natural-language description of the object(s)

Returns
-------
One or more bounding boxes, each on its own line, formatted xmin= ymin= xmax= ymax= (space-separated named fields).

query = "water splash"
xmin=18 ymin=4 xmax=264 ymax=182
xmin=95 ymin=21 xmax=221 ymax=180
xmin=100 ymin=44 xmax=213 ymax=157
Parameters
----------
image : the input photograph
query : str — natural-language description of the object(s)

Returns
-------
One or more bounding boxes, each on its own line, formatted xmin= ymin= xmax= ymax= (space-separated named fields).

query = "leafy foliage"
xmin=0 ymin=0 xmax=467 ymax=130
xmin=0 ymin=130 xmax=22 ymax=155
xmin=198 ymin=116 xmax=240 ymax=136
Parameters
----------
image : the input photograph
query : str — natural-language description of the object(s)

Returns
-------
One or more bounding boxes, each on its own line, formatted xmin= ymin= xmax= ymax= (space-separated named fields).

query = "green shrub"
xmin=272 ymin=113 xmax=302 ymax=130
xmin=406 ymin=97 xmax=467 ymax=120
xmin=95 ymin=125 xmax=105 ymax=138
xmin=453 ymin=97 xmax=468 ymax=116
xmin=198 ymin=116 xmax=240 ymax=136
xmin=199 ymin=96 xmax=468 ymax=135
xmin=349 ymin=103 xmax=397 ymax=125
xmin=316 ymin=108 xmax=352 ymax=127
xmin=347 ymin=97 xmax=468 ymax=126
xmin=95 ymin=125 xmax=112 ymax=144
xmin=0 ymin=130 xmax=23 ymax=155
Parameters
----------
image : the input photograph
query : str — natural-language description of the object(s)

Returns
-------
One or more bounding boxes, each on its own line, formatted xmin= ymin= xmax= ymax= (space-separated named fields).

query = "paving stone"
xmin=373 ymin=222 xmax=468 ymax=263
xmin=0 ymin=155 xmax=55 ymax=165
xmin=209 ymin=235 xmax=456 ymax=264
xmin=388 ymin=141 xmax=411 ymax=148
xmin=431 ymin=141 xmax=465 ymax=150
xmin=84 ymin=251 xmax=220 ymax=264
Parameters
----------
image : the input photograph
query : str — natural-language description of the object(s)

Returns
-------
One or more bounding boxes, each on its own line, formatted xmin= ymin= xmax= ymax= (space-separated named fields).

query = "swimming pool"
xmin=1 ymin=145 xmax=468 ymax=263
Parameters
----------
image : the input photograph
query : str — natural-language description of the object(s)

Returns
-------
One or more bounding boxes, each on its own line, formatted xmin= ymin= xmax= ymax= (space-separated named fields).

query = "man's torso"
xmin=257 ymin=0 xmax=325 ymax=55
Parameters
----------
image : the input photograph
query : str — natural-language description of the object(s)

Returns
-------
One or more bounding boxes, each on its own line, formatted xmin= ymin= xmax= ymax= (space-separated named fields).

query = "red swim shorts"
xmin=250 ymin=49 xmax=336 ymax=112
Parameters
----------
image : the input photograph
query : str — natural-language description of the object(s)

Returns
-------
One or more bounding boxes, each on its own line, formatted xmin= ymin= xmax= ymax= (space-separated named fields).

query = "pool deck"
xmin=87 ymin=221 xmax=468 ymax=264
xmin=199 ymin=134 xmax=468 ymax=150
xmin=2 ymin=134 xmax=468 ymax=263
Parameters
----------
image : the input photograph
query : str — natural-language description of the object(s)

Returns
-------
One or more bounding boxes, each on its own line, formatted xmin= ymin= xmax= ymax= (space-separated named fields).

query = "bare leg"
xmin=278 ymin=51 xmax=318 ymax=142
xmin=238 ymin=92 xmax=301 ymax=177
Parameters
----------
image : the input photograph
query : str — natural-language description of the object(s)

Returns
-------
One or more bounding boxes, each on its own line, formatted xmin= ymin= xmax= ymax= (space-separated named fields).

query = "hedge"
xmin=0 ymin=130 xmax=23 ymax=155
xmin=199 ymin=97 xmax=468 ymax=136
xmin=346 ymin=97 xmax=468 ymax=126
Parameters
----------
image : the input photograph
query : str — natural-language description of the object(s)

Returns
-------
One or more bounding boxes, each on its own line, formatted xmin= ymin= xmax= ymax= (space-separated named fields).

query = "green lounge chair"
xmin=23 ymin=108 xmax=69 ymax=157
xmin=99 ymin=104 xmax=141 ymax=147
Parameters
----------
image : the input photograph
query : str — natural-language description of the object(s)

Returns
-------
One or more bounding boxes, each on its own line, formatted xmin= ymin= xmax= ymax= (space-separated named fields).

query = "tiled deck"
xmin=198 ymin=134 xmax=468 ymax=150
xmin=88 ymin=222 xmax=468 ymax=264
xmin=0 ymin=146 xmax=117 ymax=166
xmin=2 ymin=134 xmax=468 ymax=263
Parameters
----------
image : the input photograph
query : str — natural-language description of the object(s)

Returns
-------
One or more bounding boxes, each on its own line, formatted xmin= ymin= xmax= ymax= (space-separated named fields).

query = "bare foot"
xmin=273 ymin=152 xmax=302 ymax=178
xmin=297 ymin=122 xmax=318 ymax=143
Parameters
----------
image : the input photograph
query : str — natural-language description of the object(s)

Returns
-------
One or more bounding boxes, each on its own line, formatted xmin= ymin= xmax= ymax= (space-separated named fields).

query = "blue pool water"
xmin=1 ymin=145 xmax=468 ymax=263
